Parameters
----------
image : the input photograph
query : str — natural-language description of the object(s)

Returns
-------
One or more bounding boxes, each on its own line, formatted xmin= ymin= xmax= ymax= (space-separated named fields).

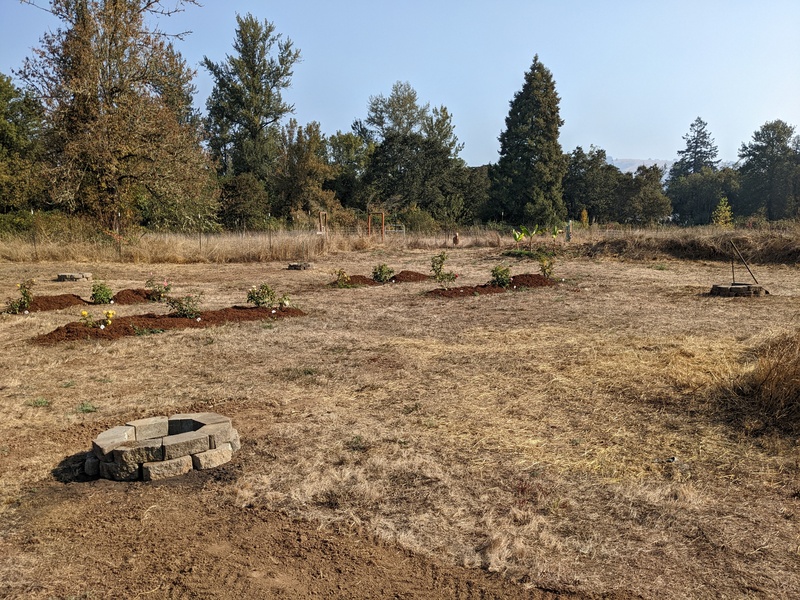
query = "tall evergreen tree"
xmin=668 ymin=117 xmax=719 ymax=180
xmin=489 ymin=55 xmax=566 ymax=226
xmin=203 ymin=14 xmax=300 ymax=180
xmin=736 ymin=120 xmax=800 ymax=220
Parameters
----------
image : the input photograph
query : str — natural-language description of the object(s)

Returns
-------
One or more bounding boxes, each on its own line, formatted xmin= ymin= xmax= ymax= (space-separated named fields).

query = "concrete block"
xmin=142 ymin=455 xmax=193 ymax=481
xmin=113 ymin=439 xmax=164 ymax=465
xmin=192 ymin=412 xmax=232 ymax=427
xmin=99 ymin=460 xmax=139 ymax=481
xmin=92 ymin=425 xmax=135 ymax=460
xmin=126 ymin=416 xmax=168 ymax=441
xmin=230 ymin=429 xmax=241 ymax=452
xmin=84 ymin=453 xmax=100 ymax=477
xmin=162 ymin=431 xmax=209 ymax=460
xmin=192 ymin=446 xmax=233 ymax=470
xmin=198 ymin=422 xmax=233 ymax=449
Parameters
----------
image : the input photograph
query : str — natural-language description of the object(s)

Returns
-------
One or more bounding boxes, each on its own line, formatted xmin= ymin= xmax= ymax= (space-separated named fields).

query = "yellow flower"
xmin=81 ymin=310 xmax=88 ymax=317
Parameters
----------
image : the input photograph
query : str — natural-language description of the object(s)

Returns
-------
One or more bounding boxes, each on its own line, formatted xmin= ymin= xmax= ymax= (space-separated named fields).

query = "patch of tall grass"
xmin=726 ymin=330 xmax=800 ymax=435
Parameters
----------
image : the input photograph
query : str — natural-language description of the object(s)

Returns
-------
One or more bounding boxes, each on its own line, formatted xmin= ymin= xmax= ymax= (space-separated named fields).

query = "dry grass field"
xmin=1 ymin=236 xmax=799 ymax=598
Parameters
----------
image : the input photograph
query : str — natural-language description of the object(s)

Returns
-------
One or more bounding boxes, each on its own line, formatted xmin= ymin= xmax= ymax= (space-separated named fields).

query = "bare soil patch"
xmin=26 ymin=288 xmax=153 ymax=311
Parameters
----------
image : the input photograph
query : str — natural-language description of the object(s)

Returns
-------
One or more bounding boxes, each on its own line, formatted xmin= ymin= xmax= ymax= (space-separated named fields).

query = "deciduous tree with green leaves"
xmin=489 ymin=55 xmax=567 ymax=227
xmin=19 ymin=0 xmax=217 ymax=230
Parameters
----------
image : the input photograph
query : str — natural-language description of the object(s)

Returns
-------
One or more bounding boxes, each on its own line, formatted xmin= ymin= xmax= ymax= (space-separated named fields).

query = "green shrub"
xmin=6 ymin=278 xmax=35 ymax=313
xmin=91 ymin=281 xmax=114 ymax=304
xmin=165 ymin=291 xmax=203 ymax=318
xmin=538 ymin=255 xmax=554 ymax=279
xmin=247 ymin=283 xmax=290 ymax=308
xmin=430 ymin=251 xmax=457 ymax=287
xmin=334 ymin=269 xmax=352 ymax=288
xmin=372 ymin=263 xmax=395 ymax=283
xmin=490 ymin=265 xmax=512 ymax=288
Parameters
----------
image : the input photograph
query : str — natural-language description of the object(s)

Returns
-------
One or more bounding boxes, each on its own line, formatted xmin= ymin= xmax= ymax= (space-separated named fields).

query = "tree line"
xmin=1 ymin=1 xmax=799 ymax=234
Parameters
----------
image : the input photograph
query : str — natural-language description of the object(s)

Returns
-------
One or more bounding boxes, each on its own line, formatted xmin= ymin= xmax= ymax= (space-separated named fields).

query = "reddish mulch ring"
xmin=25 ymin=289 xmax=154 ymax=312
xmin=330 ymin=270 xmax=431 ymax=287
xmin=426 ymin=273 xmax=555 ymax=298
xmin=33 ymin=305 xmax=305 ymax=344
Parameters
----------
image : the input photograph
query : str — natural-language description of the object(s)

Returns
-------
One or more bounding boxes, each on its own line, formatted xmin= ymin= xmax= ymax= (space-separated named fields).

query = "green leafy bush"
xmin=166 ymin=291 xmax=203 ymax=318
xmin=372 ymin=264 xmax=395 ymax=283
xmin=91 ymin=281 xmax=114 ymax=304
xmin=430 ymin=251 xmax=457 ymax=287
xmin=6 ymin=278 xmax=35 ymax=313
xmin=247 ymin=283 xmax=290 ymax=308
xmin=490 ymin=265 xmax=512 ymax=288
xmin=145 ymin=275 xmax=172 ymax=302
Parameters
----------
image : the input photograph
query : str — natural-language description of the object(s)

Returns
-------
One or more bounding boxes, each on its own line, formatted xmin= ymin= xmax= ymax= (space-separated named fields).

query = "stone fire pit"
xmin=85 ymin=412 xmax=240 ymax=481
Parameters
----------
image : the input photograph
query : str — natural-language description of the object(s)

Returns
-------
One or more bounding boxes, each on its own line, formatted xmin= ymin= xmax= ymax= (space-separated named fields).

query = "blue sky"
xmin=2 ymin=1 xmax=799 ymax=167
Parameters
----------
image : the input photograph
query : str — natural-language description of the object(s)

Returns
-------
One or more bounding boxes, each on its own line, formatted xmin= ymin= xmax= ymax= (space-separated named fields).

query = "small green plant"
xmin=91 ymin=281 xmax=114 ymax=304
xmin=372 ymin=263 xmax=395 ymax=283
xmin=77 ymin=401 xmax=97 ymax=414
xmin=430 ymin=251 xmax=457 ymax=287
xmin=538 ymin=255 xmax=555 ymax=279
xmin=490 ymin=264 xmax=512 ymax=288
xmin=166 ymin=291 xmax=203 ymax=318
xmin=345 ymin=435 xmax=369 ymax=452
xmin=144 ymin=275 xmax=172 ymax=302
xmin=246 ymin=282 xmax=290 ymax=309
xmin=334 ymin=269 xmax=352 ymax=288
xmin=6 ymin=278 xmax=35 ymax=314
xmin=79 ymin=309 xmax=116 ymax=329
xmin=27 ymin=397 xmax=50 ymax=408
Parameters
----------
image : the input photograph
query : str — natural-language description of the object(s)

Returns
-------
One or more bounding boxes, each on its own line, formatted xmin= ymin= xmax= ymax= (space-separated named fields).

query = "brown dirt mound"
xmin=330 ymin=271 xmax=430 ymax=287
xmin=27 ymin=293 xmax=90 ymax=312
xmin=427 ymin=273 xmax=556 ymax=298
xmin=112 ymin=288 xmax=153 ymax=304
xmin=34 ymin=305 xmax=305 ymax=344
xmin=391 ymin=270 xmax=431 ymax=283
xmin=24 ymin=289 xmax=153 ymax=312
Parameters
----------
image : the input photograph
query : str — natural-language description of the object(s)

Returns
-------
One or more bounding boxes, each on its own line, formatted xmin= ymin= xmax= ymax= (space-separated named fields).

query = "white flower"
xmin=99 ymin=324 xmax=105 ymax=330
xmin=23 ymin=310 xmax=29 ymax=314
xmin=271 ymin=309 xmax=277 ymax=314
xmin=110 ymin=300 xmax=114 ymax=304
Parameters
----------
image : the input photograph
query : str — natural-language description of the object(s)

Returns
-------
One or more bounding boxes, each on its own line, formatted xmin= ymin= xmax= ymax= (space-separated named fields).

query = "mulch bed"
xmin=330 ymin=270 xmax=432 ymax=287
xmin=33 ymin=305 xmax=305 ymax=344
xmin=426 ymin=273 xmax=555 ymax=298
xmin=26 ymin=289 xmax=155 ymax=312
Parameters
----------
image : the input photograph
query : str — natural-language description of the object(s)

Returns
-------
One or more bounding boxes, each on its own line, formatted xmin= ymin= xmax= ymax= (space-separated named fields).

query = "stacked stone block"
xmin=85 ymin=412 xmax=240 ymax=481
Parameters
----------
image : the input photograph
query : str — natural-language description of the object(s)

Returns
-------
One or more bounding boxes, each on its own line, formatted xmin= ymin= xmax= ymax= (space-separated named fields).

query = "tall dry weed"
xmin=726 ymin=330 xmax=800 ymax=434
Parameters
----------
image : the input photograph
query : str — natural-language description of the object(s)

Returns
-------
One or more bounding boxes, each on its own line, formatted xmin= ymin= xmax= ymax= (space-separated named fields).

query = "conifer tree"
xmin=668 ymin=117 xmax=719 ymax=180
xmin=489 ymin=55 xmax=567 ymax=226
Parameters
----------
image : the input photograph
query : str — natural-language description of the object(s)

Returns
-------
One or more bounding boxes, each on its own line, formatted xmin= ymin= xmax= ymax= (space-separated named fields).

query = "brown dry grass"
xmin=1 ymin=243 xmax=800 ymax=598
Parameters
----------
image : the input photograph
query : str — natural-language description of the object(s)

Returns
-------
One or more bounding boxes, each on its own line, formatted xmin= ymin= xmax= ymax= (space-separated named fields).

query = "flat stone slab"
xmin=710 ymin=283 xmax=768 ymax=297
xmin=56 ymin=272 xmax=92 ymax=281
xmin=288 ymin=262 xmax=313 ymax=270
xmin=89 ymin=412 xmax=238 ymax=481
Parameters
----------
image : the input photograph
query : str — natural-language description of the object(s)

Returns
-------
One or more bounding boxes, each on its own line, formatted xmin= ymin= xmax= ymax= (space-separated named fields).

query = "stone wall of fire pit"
xmin=85 ymin=412 xmax=240 ymax=481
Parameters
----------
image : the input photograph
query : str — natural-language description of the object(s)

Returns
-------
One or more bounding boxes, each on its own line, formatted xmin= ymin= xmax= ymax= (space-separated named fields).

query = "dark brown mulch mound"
xmin=33 ymin=305 xmax=305 ymax=344
xmin=112 ymin=288 xmax=154 ymax=305
xmin=23 ymin=289 xmax=154 ymax=312
xmin=391 ymin=270 xmax=431 ymax=283
xmin=330 ymin=271 xmax=430 ymax=287
xmin=27 ymin=294 xmax=90 ymax=312
xmin=426 ymin=273 xmax=556 ymax=298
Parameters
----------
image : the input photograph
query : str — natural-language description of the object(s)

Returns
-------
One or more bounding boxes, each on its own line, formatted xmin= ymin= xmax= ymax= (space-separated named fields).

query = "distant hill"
xmin=610 ymin=158 xmax=673 ymax=173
